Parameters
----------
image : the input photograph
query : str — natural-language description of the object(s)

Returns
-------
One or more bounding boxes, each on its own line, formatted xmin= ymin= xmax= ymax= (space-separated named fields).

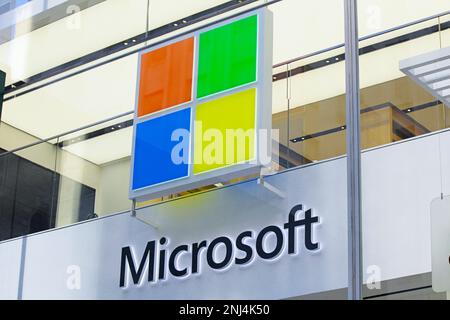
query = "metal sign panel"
xmin=129 ymin=9 xmax=273 ymax=202
xmin=430 ymin=196 xmax=450 ymax=293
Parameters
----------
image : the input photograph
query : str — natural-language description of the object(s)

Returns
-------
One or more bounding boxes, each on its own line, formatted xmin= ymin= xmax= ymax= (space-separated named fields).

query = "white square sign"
xmin=430 ymin=196 xmax=450 ymax=293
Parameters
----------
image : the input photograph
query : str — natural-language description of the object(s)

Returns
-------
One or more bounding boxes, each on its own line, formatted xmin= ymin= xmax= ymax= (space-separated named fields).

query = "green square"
xmin=196 ymin=15 xmax=257 ymax=98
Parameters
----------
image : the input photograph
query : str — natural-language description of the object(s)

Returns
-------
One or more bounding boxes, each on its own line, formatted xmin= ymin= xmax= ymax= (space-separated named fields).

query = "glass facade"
xmin=0 ymin=0 xmax=449 ymax=300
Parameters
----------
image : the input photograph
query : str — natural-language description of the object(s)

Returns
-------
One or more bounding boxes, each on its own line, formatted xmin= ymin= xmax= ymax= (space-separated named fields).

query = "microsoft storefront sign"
xmin=120 ymin=204 xmax=321 ymax=288
xmin=129 ymin=9 xmax=273 ymax=201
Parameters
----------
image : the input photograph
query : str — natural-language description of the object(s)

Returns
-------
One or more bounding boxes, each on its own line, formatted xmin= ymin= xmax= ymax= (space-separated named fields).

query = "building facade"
xmin=0 ymin=0 xmax=449 ymax=299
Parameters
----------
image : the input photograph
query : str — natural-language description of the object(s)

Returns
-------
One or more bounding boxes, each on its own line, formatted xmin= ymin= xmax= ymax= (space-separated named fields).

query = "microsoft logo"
xmin=129 ymin=9 xmax=273 ymax=201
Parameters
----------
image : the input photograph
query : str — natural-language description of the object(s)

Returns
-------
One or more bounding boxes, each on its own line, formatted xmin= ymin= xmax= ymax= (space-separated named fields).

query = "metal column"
xmin=0 ymin=70 xmax=6 ymax=122
xmin=344 ymin=0 xmax=363 ymax=300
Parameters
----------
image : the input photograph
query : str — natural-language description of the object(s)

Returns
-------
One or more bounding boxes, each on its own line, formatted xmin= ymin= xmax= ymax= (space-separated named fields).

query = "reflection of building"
xmin=0 ymin=147 xmax=96 ymax=240
xmin=0 ymin=0 xmax=449 ymax=300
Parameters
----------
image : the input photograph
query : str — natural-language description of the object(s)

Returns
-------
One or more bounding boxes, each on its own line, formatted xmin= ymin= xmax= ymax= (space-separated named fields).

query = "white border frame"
xmin=129 ymin=8 xmax=273 ymax=202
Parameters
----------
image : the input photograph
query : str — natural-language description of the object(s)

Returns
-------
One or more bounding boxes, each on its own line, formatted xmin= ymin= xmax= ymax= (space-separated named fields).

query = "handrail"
xmin=3 ymin=6 xmax=449 ymax=98
xmin=273 ymin=9 xmax=450 ymax=68
xmin=1 ymin=5 xmax=449 ymax=156
xmin=289 ymin=101 xmax=435 ymax=143
xmin=0 ymin=110 xmax=133 ymax=157
xmin=3 ymin=0 xmax=283 ymax=101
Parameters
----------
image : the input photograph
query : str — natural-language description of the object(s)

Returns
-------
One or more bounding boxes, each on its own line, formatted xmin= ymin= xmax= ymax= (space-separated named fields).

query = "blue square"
xmin=132 ymin=108 xmax=191 ymax=190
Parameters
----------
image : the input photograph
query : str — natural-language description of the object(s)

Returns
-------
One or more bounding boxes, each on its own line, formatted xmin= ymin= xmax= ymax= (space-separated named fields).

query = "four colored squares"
xmin=132 ymin=14 xmax=260 ymax=191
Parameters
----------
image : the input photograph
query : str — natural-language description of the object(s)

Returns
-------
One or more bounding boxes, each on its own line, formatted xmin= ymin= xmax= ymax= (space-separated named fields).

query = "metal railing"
xmin=0 ymin=5 xmax=449 ymax=158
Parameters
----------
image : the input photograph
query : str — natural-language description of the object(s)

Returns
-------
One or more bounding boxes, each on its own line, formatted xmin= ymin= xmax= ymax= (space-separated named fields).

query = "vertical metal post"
xmin=344 ymin=0 xmax=363 ymax=300
xmin=0 ymin=70 xmax=6 ymax=122
xmin=131 ymin=199 xmax=137 ymax=217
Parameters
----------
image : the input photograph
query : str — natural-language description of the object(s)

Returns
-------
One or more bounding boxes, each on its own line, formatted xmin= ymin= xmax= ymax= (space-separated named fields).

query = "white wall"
xmin=94 ymin=157 xmax=131 ymax=216
xmin=0 ymin=127 xmax=448 ymax=299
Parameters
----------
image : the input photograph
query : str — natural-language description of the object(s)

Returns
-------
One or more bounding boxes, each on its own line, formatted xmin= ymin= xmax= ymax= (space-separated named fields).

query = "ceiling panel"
xmin=2 ymin=53 xmax=137 ymax=139
xmin=63 ymin=126 xmax=132 ymax=165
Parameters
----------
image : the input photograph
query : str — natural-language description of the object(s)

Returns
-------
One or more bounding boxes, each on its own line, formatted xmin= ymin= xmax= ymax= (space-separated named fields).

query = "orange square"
xmin=137 ymin=37 xmax=194 ymax=117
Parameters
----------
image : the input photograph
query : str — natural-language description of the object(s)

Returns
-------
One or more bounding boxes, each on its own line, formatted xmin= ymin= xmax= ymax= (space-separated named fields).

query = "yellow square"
xmin=194 ymin=88 xmax=256 ymax=174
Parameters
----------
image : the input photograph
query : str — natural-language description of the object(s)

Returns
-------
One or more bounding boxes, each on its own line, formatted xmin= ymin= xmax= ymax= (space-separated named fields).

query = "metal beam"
xmin=3 ymin=0 xmax=273 ymax=97
xmin=344 ymin=0 xmax=363 ymax=300
xmin=400 ymin=46 xmax=450 ymax=107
